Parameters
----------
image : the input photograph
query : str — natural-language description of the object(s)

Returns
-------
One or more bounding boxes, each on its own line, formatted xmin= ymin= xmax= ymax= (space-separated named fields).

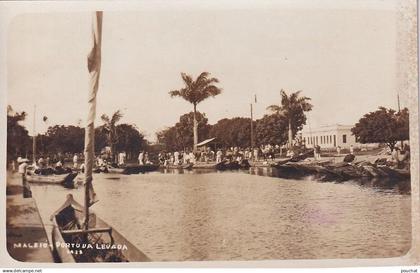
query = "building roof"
xmin=301 ymin=124 xmax=354 ymax=134
xmin=197 ymin=137 xmax=216 ymax=147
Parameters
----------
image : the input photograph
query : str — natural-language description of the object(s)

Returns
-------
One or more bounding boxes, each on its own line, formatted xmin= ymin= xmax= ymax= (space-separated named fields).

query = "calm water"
xmin=31 ymin=169 xmax=411 ymax=261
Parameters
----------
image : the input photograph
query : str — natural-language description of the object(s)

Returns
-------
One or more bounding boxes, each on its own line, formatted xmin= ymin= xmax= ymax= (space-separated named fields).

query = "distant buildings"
xmin=300 ymin=124 xmax=357 ymax=149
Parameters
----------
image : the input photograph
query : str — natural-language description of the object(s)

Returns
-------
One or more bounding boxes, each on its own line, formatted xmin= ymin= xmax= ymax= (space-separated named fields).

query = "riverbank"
xmin=6 ymin=172 xmax=55 ymax=262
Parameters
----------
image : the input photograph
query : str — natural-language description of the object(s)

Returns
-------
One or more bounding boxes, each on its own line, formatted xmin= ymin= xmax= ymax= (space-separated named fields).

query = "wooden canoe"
xmin=160 ymin=163 xmax=193 ymax=170
xmin=51 ymin=194 xmax=150 ymax=263
xmin=26 ymin=172 xmax=78 ymax=188
xmin=191 ymin=162 xmax=220 ymax=169
xmin=122 ymin=164 xmax=160 ymax=174
xmin=93 ymin=164 xmax=160 ymax=175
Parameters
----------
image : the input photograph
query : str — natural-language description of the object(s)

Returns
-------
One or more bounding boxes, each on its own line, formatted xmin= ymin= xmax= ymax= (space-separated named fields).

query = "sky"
xmin=7 ymin=0 xmax=405 ymax=141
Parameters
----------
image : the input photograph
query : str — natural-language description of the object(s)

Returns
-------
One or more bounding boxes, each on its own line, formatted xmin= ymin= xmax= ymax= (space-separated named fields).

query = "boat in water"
xmin=122 ymin=164 xmax=159 ymax=174
xmin=93 ymin=164 xmax=159 ymax=174
xmin=51 ymin=194 xmax=150 ymax=262
xmin=51 ymin=12 xmax=149 ymax=263
xmin=26 ymin=172 xmax=77 ymax=188
xmin=160 ymin=163 xmax=193 ymax=170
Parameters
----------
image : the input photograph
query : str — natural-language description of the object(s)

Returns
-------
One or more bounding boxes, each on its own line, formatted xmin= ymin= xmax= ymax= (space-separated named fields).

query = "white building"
xmin=300 ymin=124 xmax=358 ymax=149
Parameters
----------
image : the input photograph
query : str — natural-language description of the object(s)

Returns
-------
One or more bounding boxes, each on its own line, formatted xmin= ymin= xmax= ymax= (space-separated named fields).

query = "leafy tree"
xmin=267 ymin=89 xmax=312 ymax=148
xmin=255 ymin=114 xmax=288 ymax=146
xmin=44 ymin=125 xmax=85 ymax=154
xmin=157 ymin=111 xmax=210 ymax=151
xmin=100 ymin=110 xmax=123 ymax=162
xmin=351 ymin=107 xmax=409 ymax=151
xmin=7 ymin=105 xmax=31 ymax=162
xmin=115 ymin=124 xmax=146 ymax=159
xmin=156 ymin=126 xmax=181 ymax=152
xmin=210 ymin=117 xmax=255 ymax=148
xmin=169 ymin=72 xmax=222 ymax=152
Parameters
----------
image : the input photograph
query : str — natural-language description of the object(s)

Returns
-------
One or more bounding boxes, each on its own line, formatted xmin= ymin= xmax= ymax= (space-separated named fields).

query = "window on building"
xmin=316 ymin=136 xmax=318 ymax=144
xmin=329 ymin=135 xmax=332 ymax=143
xmin=343 ymin=134 xmax=347 ymax=143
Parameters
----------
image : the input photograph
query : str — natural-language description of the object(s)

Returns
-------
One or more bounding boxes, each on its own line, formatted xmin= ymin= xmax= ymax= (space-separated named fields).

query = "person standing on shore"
xmin=216 ymin=149 xmax=223 ymax=163
xmin=253 ymin=147 xmax=259 ymax=161
xmin=174 ymin=151 xmax=179 ymax=165
xmin=138 ymin=151 xmax=144 ymax=165
xmin=73 ymin=153 xmax=78 ymax=169
xmin=18 ymin=158 xmax=31 ymax=198
xmin=315 ymin=145 xmax=321 ymax=160
xmin=118 ymin=151 xmax=126 ymax=166
xmin=337 ymin=146 xmax=341 ymax=156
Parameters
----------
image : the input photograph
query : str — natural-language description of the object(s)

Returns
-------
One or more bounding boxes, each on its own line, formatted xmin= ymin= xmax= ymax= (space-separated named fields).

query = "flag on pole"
xmin=84 ymin=11 xmax=103 ymax=208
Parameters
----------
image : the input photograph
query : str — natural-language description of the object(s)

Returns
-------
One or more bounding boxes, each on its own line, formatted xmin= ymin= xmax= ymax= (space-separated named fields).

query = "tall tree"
xmin=210 ymin=117 xmax=255 ymax=148
xmin=100 ymin=110 xmax=123 ymax=162
xmin=157 ymin=111 xmax=210 ymax=151
xmin=115 ymin=124 xmax=146 ymax=159
xmin=169 ymin=72 xmax=222 ymax=152
xmin=44 ymin=125 xmax=85 ymax=154
xmin=267 ymin=89 xmax=312 ymax=148
xmin=255 ymin=114 xmax=288 ymax=146
xmin=351 ymin=107 xmax=409 ymax=151
xmin=7 ymin=105 xmax=31 ymax=162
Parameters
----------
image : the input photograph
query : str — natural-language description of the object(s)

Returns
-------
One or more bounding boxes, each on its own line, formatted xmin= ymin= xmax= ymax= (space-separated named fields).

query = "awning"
xmin=197 ymin=137 xmax=216 ymax=147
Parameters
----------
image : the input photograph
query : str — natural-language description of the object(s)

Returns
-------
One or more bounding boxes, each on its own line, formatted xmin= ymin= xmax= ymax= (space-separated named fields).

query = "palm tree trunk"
xmin=193 ymin=104 xmax=198 ymax=153
xmin=288 ymin=118 xmax=293 ymax=149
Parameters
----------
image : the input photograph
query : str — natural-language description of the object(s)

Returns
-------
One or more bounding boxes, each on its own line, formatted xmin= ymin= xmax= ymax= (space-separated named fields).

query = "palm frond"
xmin=267 ymin=105 xmax=281 ymax=113
xmin=110 ymin=110 xmax=123 ymax=125
xmin=203 ymin=85 xmax=222 ymax=97
xmin=169 ymin=89 xmax=182 ymax=97
xmin=101 ymin=114 xmax=110 ymax=124
xmin=181 ymin=73 xmax=194 ymax=89
xmin=195 ymin=72 xmax=210 ymax=84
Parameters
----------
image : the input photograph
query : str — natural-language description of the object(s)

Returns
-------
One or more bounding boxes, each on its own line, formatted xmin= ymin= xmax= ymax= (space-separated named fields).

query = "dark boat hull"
xmin=122 ymin=164 xmax=159 ymax=174
xmin=51 ymin=194 xmax=150 ymax=263
xmin=26 ymin=172 xmax=77 ymax=188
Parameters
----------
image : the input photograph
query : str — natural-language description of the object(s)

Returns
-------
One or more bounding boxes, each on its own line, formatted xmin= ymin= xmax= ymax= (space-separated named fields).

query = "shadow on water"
xmin=248 ymin=166 xmax=411 ymax=195
xmin=157 ymin=166 xmax=410 ymax=195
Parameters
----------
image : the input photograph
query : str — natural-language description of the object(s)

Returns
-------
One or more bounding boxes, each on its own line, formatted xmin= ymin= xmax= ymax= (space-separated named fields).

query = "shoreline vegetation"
xmin=7 ymin=73 xmax=410 ymax=191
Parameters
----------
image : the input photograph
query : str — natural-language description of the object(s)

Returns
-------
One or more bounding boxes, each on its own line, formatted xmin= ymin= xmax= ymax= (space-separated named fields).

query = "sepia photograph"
xmin=3 ymin=0 xmax=419 ymax=266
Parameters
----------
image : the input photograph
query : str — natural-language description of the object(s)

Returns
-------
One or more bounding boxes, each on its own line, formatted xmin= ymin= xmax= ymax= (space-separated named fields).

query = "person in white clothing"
xmin=18 ymin=158 xmax=31 ymax=198
xmin=73 ymin=154 xmax=78 ymax=169
xmin=216 ymin=149 xmax=223 ymax=163
xmin=138 ymin=151 xmax=144 ymax=165
xmin=118 ymin=152 xmax=126 ymax=166
xmin=174 ymin=151 xmax=180 ymax=165
xmin=349 ymin=145 xmax=354 ymax=155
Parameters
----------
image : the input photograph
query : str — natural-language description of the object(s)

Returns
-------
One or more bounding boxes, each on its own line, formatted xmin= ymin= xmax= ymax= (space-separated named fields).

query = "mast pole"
xmin=33 ymin=105 xmax=36 ymax=164
xmin=84 ymin=11 xmax=103 ymax=230
xmin=250 ymin=103 xmax=254 ymax=150
xmin=397 ymin=92 xmax=404 ymax=149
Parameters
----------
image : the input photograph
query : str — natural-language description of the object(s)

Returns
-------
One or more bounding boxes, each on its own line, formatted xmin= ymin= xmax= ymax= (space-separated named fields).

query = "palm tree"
xmin=267 ymin=89 xmax=312 ymax=149
xmin=100 ymin=110 xmax=123 ymax=162
xmin=169 ymin=72 xmax=222 ymax=152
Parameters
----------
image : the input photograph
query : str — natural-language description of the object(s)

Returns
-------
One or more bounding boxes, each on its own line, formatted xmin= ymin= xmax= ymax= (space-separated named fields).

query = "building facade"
xmin=300 ymin=124 xmax=357 ymax=149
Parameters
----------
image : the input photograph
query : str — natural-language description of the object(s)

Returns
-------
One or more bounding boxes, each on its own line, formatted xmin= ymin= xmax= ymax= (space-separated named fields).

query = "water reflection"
xmin=161 ymin=166 xmax=411 ymax=195
xmin=30 ymin=169 xmax=411 ymax=262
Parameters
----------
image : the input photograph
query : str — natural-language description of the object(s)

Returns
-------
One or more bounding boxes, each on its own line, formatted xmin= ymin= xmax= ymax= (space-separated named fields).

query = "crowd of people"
xmin=156 ymin=144 xmax=286 ymax=166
